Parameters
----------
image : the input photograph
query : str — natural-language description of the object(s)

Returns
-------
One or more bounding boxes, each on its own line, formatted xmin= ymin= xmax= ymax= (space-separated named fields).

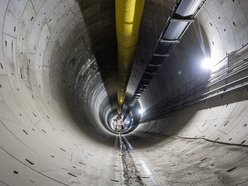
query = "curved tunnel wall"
xmin=135 ymin=0 xmax=248 ymax=143
xmin=0 ymin=0 xmax=117 ymax=185
xmin=0 ymin=0 xmax=248 ymax=185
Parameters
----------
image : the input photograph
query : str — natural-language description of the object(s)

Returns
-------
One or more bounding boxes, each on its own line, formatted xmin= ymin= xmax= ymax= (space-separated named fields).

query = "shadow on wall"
xmin=127 ymin=20 xmax=215 ymax=147
xmin=131 ymin=87 xmax=248 ymax=149
xmin=53 ymin=1 xmax=119 ymax=146
xmin=141 ymin=20 xmax=212 ymax=108
xmin=126 ymin=0 xmax=174 ymax=96
xmin=77 ymin=0 xmax=118 ymax=112
xmin=63 ymin=45 xmax=115 ymax=146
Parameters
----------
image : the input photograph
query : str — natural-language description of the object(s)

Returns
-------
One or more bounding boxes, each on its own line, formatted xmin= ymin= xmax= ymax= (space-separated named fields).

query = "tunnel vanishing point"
xmin=0 ymin=0 xmax=248 ymax=185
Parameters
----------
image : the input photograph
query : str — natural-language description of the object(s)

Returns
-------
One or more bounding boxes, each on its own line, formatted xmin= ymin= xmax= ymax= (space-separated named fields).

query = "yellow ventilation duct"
xmin=115 ymin=0 xmax=145 ymax=114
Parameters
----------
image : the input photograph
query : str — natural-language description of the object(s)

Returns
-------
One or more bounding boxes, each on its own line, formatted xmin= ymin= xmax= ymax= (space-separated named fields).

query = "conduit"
xmin=124 ymin=0 xmax=206 ymax=118
xmin=115 ymin=0 xmax=145 ymax=114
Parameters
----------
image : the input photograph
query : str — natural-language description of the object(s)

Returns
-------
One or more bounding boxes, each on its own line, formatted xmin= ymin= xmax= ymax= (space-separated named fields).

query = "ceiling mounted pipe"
xmin=115 ymin=0 xmax=145 ymax=115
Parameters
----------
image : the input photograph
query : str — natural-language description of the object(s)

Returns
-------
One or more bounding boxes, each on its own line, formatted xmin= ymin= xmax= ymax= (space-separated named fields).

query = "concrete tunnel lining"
xmin=0 ymin=0 xmax=248 ymax=185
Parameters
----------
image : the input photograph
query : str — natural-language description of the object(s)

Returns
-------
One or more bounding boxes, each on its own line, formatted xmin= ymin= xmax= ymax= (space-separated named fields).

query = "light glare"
xmin=138 ymin=109 xmax=144 ymax=115
xmin=201 ymin=58 xmax=213 ymax=70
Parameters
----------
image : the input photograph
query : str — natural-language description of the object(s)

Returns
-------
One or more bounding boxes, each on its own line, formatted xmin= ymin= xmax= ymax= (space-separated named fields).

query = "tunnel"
xmin=0 ymin=0 xmax=248 ymax=185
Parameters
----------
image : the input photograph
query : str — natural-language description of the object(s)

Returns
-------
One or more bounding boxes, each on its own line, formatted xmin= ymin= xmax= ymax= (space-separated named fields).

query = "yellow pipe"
xmin=115 ymin=0 xmax=145 ymax=114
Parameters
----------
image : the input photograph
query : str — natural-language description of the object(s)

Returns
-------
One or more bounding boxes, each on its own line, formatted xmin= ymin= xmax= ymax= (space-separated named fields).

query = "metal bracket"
xmin=154 ymin=53 xmax=170 ymax=57
xmin=170 ymin=18 xmax=195 ymax=23
xmin=160 ymin=39 xmax=180 ymax=43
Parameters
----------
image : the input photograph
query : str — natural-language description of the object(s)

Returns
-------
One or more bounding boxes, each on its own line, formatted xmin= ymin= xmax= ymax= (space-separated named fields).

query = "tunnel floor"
xmin=132 ymin=136 xmax=248 ymax=186
xmin=97 ymin=135 xmax=248 ymax=185
xmin=2 ymin=131 xmax=247 ymax=186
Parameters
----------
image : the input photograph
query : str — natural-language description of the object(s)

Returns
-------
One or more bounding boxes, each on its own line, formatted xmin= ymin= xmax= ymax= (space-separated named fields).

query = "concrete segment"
xmin=0 ymin=0 xmax=248 ymax=185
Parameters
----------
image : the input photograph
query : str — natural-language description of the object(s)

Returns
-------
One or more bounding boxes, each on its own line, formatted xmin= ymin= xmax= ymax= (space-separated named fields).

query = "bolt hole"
xmin=227 ymin=167 xmax=237 ymax=172
xmin=200 ymin=157 xmax=207 ymax=161
xmin=224 ymin=121 xmax=229 ymax=126
xmin=23 ymin=129 xmax=28 ymax=135
xmin=25 ymin=158 xmax=34 ymax=165
xmin=59 ymin=148 xmax=65 ymax=152
xmin=13 ymin=170 xmax=19 ymax=174
xmin=110 ymin=179 xmax=119 ymax=182
xmin=42 ymin=129 xmax=47 ymax=134
xmin=68 ymin=173 xmax=77 ymax=177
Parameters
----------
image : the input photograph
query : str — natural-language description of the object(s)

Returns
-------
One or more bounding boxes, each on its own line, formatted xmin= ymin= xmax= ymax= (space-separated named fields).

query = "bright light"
xmin=201 ymin=58 xmax=214 ymax=70
xmin=138 ymin=108 xmax=144 ymax=115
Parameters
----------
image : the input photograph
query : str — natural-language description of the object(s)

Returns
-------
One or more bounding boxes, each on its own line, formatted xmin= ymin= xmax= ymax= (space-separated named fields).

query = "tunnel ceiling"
xmin=0 ymin=0 xmax=248 ymax=185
